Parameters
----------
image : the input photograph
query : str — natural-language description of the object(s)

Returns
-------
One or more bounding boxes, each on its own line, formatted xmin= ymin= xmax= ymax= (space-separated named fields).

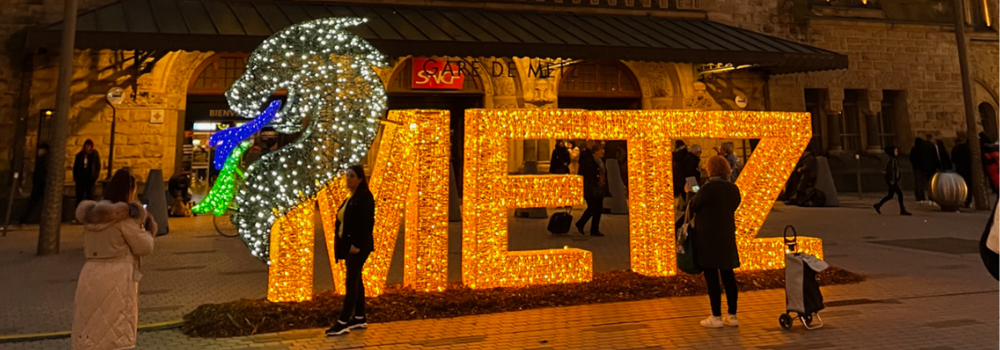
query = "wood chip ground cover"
xmin=182 ymin=268 xmax=864 ymax=337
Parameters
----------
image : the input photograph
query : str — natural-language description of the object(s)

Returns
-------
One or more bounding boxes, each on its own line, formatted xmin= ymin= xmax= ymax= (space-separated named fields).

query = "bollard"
xmin=855 ymin=154 xmax=863 ymax=200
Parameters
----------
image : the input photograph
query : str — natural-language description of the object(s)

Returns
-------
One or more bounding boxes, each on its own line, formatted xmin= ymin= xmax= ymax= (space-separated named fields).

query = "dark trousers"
xmin=75 ymin=181 xmax=95 ymax=206
xmin=913 ymin=171 xmax=929 ymax=201
xmin=576 ymin=195 xmax=603 ymax=234
xmin=339 ymin=251 xmax=370 ymax=322
xmin=877 ymin=183 xmax=906 ymax=212
xmin=703 ymin=269 xmax=738 ymax=317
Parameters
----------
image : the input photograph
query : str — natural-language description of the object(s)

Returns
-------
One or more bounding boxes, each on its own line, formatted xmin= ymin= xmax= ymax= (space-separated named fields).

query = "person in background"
xmin=326 ymin=165 xmax=376 ymax=336
xmin=680 ymin=144 xmax=704 ymax=209
xmin=19 ymin=143 xmax=49 ymax=226
xmin=934 ymin=138 xmax=952 ymax=172
xmin=549 ymin=140 xmax=571 ymax=175
xmin=73 ymin=139 xmax=101 ymax=206
xmin=686 ymin=156 xmax=742 ymax=328
xmin=874 ymin=146 xmax=912 ymax=216
xmin=72 ymin=169 xmax=156 ymax=350
xmin=567 ymin=141 xmax=581 ymax=175
xmin=673 ymin=140 xmax=691 ymax=210
xmin=715 ymin=142 xmax=742 ymax=182
xmin=952 ymin=133 xmax=973 ymax=207
xmin=909 ymin=137 xmax=938 ymax=204
xmin=985 ymin=141 xmax=1000 ymax=193
xmin=575 ymin=143 xmax=607 ymax=237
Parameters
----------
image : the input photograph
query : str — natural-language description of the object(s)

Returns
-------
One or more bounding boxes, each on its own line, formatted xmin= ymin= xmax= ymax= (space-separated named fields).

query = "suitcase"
xmin=547 ymin=208 xmax=573 ymax=234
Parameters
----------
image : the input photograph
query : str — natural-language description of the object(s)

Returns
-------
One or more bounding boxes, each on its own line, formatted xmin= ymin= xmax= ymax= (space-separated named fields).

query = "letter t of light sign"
xmin=461 ymin=109 xmax=823 ymax=289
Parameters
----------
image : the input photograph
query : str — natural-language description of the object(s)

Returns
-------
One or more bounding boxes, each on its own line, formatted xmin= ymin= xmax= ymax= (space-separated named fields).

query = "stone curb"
xmin=0 ymin=319 xmax=183 ymax=344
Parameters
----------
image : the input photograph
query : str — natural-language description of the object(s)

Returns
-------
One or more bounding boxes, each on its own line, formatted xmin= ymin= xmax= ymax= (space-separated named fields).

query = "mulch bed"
xmin=183 ymin=268 xmax=864 ymax=338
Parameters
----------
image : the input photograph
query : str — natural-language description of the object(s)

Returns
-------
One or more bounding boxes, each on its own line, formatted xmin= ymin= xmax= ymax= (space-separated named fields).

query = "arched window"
xmin=187 ymin=53 xmax=249 ymax=95
xmin=559 ymin=61 xmax=641 ymax=98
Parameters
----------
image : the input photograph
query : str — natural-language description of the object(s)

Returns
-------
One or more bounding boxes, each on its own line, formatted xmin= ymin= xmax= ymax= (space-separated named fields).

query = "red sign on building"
xmin=411 ymin=58 xmax=465 ymax=90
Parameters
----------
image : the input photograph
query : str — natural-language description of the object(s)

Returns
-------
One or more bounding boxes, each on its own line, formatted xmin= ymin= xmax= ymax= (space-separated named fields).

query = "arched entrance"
xmin=979 ymin=102 xmax=998 ymax=142
xmin=184 ymin=53 xmax=250 ymax=186
xmin=558 ymin=60 xmax=642 ymax=110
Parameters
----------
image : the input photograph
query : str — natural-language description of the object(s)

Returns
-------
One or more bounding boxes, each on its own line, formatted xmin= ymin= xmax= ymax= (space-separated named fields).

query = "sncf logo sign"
xmin=412 ymin=58 xmax=466 ymax=90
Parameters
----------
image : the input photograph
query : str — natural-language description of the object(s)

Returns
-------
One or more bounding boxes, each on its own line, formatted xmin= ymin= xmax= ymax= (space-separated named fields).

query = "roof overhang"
xmin=25 ymin=0 xmax=848 ymax=75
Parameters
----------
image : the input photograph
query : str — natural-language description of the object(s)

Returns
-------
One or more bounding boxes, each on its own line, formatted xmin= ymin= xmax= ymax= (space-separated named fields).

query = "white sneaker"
xmin=722 ymin=314 xmax=739 ymax=327
xmin=700 ymin=315 xmax=724 ymax=328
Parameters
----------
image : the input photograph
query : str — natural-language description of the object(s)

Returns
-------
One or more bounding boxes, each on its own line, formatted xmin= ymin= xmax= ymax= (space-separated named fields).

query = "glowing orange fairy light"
xmin=267 ymin=108 xmax=821 ymax=301
xmin=461 ymin=109 xmax=822 ymax=289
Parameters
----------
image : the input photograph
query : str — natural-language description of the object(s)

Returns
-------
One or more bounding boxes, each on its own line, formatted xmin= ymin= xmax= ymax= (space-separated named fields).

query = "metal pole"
xmin=38 ymin=0 xmax=79 ymax=255
xmin=856 ymin=153 xmax=863 ymax=200
xmin=106 ymin=102 xmax=116 ymax=179
xmin=2 ymin=172 xmax=19 ymax=236
xmin=953 ymin=0 xmax=991 ymax=210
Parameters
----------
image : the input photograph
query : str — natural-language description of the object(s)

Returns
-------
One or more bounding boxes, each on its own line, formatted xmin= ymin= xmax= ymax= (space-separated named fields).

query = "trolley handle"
xmin=783 ymin=225 xmax=798 ymax=253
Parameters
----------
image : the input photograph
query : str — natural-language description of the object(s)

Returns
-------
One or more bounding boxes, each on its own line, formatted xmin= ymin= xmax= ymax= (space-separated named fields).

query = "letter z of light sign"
xmin=266 ymin=110 xmax=450 ymax=302
xmin=461 ymin=109 xmax=823 ymax=289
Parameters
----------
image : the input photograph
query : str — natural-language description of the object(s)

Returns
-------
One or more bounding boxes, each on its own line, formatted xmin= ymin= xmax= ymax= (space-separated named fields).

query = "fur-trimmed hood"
xmin=76 ymin=200 xmax=156 ymax=234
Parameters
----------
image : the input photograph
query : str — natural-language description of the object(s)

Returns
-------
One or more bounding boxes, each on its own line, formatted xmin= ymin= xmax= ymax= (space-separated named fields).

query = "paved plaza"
xmin=1 ymin=195 xmax=997 ymax=349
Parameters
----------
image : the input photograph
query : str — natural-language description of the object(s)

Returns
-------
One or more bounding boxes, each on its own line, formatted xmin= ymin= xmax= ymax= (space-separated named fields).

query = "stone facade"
xmin=1 ymin=0 xmax=997 ymax=201
xmin=707 ymin=0 xmax=1000 ymax=151
xmin=21 ymin=50 xmax=210 ymax=192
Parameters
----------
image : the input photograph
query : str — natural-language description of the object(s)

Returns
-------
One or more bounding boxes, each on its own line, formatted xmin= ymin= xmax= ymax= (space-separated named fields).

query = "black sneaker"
xmin=575 ymin=222 xmax=585 ymax=235
xmin=873 ymin=204 xmax=881 ymax=215
xmin=347 ymin=316 xmax=368 ymax=330
xmin=325 ymin=321 xmax=350 ymax=336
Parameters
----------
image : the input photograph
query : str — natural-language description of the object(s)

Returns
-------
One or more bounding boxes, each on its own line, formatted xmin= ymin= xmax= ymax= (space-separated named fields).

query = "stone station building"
xmin=0 ymin=0 xmax=996 ymax=218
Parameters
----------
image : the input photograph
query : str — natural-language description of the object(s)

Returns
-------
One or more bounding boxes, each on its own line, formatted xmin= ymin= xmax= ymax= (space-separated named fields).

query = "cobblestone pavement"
xmin=1 ymin=195 xmax=997 ymax=349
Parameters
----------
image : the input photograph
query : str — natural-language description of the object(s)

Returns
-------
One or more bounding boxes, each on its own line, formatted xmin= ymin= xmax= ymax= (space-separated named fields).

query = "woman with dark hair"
xmin=73 ymin=139 xmax=101 ymax=205
xmin=72 ymin=169 xmax=157 ymax=350
xmin=686 ymin=156 xmax=742 ymax=328
xmin=326 ymin=165 xmax=376 ymax=336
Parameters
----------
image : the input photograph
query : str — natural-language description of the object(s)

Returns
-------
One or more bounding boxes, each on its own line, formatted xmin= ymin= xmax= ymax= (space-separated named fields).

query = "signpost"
xmin=105 ymin=87 xmax=124 ymax=179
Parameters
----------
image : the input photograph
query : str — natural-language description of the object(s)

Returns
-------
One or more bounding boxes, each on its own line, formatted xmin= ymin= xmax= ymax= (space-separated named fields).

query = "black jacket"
xmin=32 ymin=154 xmax=48 ymax=194
xmin=672 ymin=148 xmax=689 ymax=196
xmin=73 ymin=151 xmax=100 ymax=184
xmin=935 ymin=140 xmax=953 ymax=171
xmin=688 ymin=177 xmax=742 ymax=270
xmin=910 ymin=138 xmax=939 ymax=174
xmin=578 ymin=149 xmax=602 ymax=196
xmin=884 ymin=157 xmax=901 ymax=185
xmin=550 ymin=146 xmax=571 ymax=174
xmin=672 ymin=148 xmax=700 ymax=196
xmin=333 ymin=186 xmax=376 ymax=261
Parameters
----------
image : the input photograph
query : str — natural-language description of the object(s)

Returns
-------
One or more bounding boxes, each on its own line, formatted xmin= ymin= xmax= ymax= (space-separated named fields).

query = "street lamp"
xmin=105 ymin=87 xmax=124 ymax=179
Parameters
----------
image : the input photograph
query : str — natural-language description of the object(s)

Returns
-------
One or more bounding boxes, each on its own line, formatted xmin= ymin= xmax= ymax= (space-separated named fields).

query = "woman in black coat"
xmin=326 ymin=165 xmax=376 ymax=336
xmin=686 ymin=155 xmax=742 ymax=328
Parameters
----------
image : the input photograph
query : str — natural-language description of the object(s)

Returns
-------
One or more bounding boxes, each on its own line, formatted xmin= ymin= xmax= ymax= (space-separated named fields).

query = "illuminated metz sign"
xmin=263 ymin=109 xmax=823 ymax=302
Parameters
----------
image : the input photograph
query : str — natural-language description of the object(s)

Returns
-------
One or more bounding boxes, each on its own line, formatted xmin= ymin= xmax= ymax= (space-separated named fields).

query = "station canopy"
xmin=26 ymin=0 xmax=848 ymax=75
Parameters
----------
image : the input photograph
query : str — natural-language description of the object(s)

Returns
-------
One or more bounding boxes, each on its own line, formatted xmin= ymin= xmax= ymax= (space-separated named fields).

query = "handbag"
xmin=676 ymin=207 xmax=702 ymax=274
xmin=547 ymin=208 xmax=574 ymax=234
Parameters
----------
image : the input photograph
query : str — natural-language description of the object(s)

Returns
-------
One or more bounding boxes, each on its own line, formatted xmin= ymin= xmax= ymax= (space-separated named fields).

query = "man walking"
xmin=874 ymin=146 xmax=912 ymax=216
